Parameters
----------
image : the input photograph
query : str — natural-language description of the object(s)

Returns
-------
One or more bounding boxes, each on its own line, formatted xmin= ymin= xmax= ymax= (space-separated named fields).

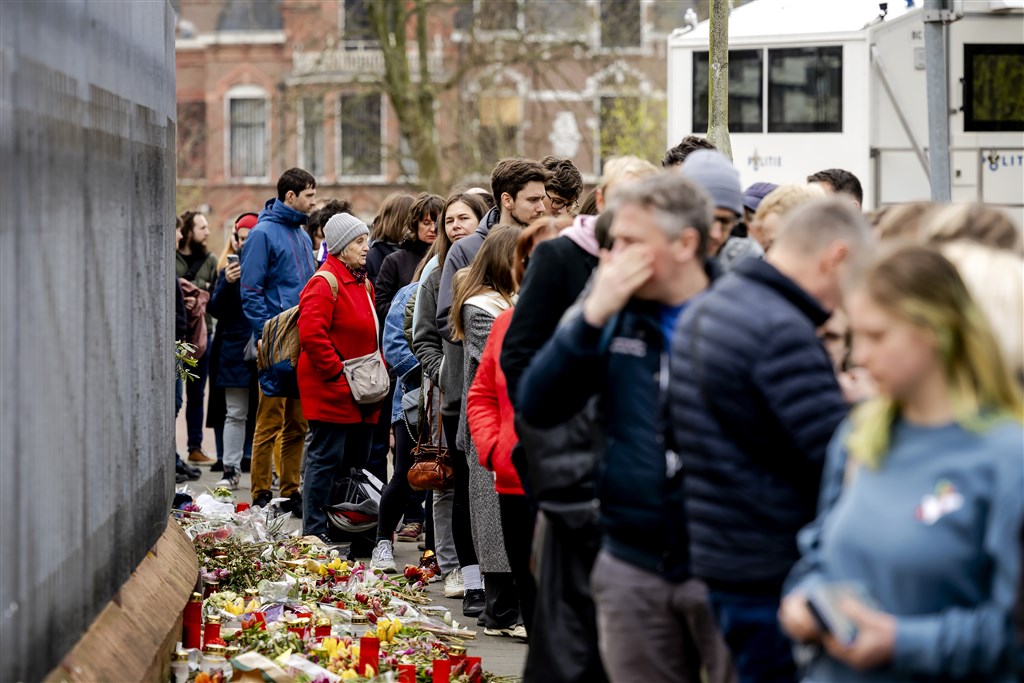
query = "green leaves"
xmin=176 ymin=341 xmax=200 ymax=382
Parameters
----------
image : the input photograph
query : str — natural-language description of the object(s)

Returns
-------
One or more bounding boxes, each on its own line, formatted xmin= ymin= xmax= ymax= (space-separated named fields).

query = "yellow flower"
xmin=340 ymin=670 xmax=358 ymax=681
xmin=321 ymin=637 xmax=340 ymax=659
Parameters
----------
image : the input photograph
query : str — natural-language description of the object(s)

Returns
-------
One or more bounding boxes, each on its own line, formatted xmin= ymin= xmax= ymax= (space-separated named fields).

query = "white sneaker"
xmin=511 ymin=624 xmax=528 ymax=641
xmin=370 ymin=539 xmax=397 ymax=573
xmin=216 ymin=467 xmax=240 ymax=490
xmin=443 ymin=568 xmax=465 ymax=598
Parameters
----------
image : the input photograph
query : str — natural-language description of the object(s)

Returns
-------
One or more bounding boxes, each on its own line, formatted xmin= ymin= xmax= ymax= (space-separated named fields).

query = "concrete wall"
xmin=0 ymin=2 xmax=177 ymax=680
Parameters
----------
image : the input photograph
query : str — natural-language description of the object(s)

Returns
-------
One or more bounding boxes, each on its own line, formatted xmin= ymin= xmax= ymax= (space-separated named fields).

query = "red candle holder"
xmin=182 ymin=593 xmax=202 ymax=649
xmin=466 ymin=656 xmax=483 ymax=683
xmin=235 ymin=502 xmax=250 ymax=512
xmin=314 ymin=620 xmax=331 ymax=638
xmin=203 ymin=618 xmax=221 ymax=647
xmin=431 ymin=659 xmax=450 ymax=683
xmin=358 ymin=635 xmax=380 ymax=674
xmin=397 ymin=663 xmax=416 ymax=683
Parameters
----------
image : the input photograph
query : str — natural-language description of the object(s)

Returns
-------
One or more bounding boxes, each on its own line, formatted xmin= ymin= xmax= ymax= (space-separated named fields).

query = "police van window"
xmin=768 ymin=46 xmax=843 ymax=133
xmin=692 ymin=49 xmax=763 ymax=133
xmin=963 ymin=44 xmax=1024 ymax=132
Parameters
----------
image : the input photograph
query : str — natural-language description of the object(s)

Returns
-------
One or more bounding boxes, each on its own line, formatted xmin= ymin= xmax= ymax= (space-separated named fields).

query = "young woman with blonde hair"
xmin=780 ymin=245 xmax=1023 ymax=682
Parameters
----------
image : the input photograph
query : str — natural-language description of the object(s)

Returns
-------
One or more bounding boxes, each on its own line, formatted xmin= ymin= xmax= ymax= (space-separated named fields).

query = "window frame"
xmin=224 ymin=85 xmax=270 ymax=182
xmin=336 ymin=91 xmax=385 ymax=181
xmin=963 ymin=42 xmax=1024 ymax=133
xmin=691 ymin=48 xmax=764 ymax=134
xmin=298 ymin=96 xmax=326 ymax=179
xmin=339 ymin=0 xmax=377 ymax=44
xmin=599 ymin=0 xmax=643 ymax=51
xmin=766 ymin=45 xmax=844 ymax=134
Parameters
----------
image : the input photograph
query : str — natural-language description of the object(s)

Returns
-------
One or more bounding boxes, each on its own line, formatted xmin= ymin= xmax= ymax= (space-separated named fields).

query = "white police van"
xmin=667 ymin=0 xmax=1023 ymax=222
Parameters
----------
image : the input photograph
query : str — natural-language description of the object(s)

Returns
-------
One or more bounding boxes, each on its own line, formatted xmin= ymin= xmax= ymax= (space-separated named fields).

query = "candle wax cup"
xmin=432 ymin=658 xmax=450 ymax=683
xmin=397 ymin=663 xmax=416 ymax=683
xmin=358 ymin=635 xmax=380 ymax=674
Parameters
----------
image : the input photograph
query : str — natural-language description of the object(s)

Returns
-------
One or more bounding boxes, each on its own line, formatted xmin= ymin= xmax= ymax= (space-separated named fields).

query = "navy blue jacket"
xmin=208 ymin=268 xmax=255 ymax=388
xmin=519 ymin=301 xmax=691 ymax=581
xmin=668 ymin=257 xmax=847 ymax=593
xmin=240 ymin=198 xmax=316 ymax=339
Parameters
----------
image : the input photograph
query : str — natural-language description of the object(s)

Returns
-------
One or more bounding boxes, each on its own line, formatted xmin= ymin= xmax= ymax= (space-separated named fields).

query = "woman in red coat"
xmin=298 ymin=212 xmax=384 ymax=543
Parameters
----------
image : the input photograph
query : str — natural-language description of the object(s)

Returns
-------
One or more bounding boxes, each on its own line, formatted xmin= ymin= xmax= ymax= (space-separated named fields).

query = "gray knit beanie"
xmin=323 ymin=213 xmax=369 ymax=255
xmin=678 ymin=149 xmax=743 ymax=216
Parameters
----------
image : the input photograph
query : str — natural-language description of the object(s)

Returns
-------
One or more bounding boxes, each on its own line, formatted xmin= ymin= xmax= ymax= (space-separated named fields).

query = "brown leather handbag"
xmin=407 ymin=389 xmax=454 ymax=492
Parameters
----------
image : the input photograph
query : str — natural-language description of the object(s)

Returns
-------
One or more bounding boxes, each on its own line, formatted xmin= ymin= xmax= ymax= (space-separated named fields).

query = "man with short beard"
xmin=241 ymin=167 xmax=317 ymax=514
xmin=436 ymin=158 xmax=550 ymax=341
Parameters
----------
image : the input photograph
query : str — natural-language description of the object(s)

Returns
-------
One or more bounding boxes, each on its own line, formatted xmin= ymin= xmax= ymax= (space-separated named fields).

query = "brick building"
xmin=174 ymin=0 xmax=709 ymax=242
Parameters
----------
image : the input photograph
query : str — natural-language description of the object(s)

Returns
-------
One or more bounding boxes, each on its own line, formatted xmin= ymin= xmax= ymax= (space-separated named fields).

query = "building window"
xmin=768 ymin=46 xmax=843 ymax=133
xmin=338 ymin=93 xmax=382 ymax=177
xmin=692 ymin=49 xmax=763 ymax=134
xmin=343 ymin=0 xmax=375 ymax=42
xmin=300 ymin=97 xmax=325 ymax=177
xmin=478 ymin=0 xmax=519 ymax=31
xmin=228 ymin=97 xmax=268 ymax=178
xmin=177 ymin=101 xmax=206 ymax=178
xmin=524 ymin=0 xmax=588 ymax=35
xmin=601 ymin=0 xmax=641 ymax=48
xmin=478 ymin=95 xmax=522 ymax=163
xmin=963 ymin=43 xmax=1024 ymax=132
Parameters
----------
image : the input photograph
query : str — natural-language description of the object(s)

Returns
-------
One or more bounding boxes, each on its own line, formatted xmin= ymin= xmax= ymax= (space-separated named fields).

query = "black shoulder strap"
xmin=182 ymin=255 xmax=206 ymax=282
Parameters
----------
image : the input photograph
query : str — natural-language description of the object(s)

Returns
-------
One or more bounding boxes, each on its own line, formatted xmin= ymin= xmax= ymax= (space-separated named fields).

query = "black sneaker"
xmin=175 ymin=458 xmax=201 ymax=481
xmin=285 ymin=492 xmax=303 ymax=518
xmin=176 ymin=472 xmax=189 ymax=484
xmin=253 ymin=492 xmax=273 ymax=508
xmin=462 ymin=589 xmax=485 ymax=617
xmin=210 ymin=460 xmax=224 ymax=472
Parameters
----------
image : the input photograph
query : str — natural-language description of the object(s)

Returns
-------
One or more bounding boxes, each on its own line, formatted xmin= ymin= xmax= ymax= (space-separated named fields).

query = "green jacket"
xmin=176 ymin=251 xmax=218 ymax=328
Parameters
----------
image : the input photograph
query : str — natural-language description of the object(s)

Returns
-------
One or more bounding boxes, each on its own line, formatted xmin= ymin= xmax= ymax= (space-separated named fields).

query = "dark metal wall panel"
xmin=0 ymin=2 xmax=177 ymax=680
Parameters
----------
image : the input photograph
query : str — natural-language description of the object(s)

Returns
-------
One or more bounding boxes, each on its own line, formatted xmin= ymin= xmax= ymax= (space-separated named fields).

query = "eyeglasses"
xmin=547 ymin=194 xmax=578 ymax=213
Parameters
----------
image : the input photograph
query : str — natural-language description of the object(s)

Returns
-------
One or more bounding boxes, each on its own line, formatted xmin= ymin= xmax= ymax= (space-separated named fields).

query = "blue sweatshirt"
xmin=786 ymin=417 xmax=1024 ymax=682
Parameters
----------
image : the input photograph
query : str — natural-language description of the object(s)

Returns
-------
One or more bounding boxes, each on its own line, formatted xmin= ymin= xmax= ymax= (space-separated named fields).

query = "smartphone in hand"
xmin=226 ymin=254 xmax=239 ymax=266
xmin=805 ymin=583 xmax=876 ymax=647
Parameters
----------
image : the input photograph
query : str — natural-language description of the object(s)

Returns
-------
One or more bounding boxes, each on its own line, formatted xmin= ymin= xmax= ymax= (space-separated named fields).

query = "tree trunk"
xmin=707 ymin=0 xmax=732 ymax=160
xmin=370 ymin=0 xmax=444 ymax=191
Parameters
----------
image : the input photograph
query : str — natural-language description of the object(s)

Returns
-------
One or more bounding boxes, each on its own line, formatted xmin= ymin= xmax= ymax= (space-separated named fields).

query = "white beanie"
xmin=323 ymin=213 xmax=369 ymax=255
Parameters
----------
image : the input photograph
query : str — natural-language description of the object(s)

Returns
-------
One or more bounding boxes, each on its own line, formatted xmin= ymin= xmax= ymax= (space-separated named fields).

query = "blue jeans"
xmin=302 ymin=421 xmax=373 ymax=539
xmin=708 ymin=590 xmax=796 ymax=683
xmin=185 ymin=333 xmax=212 ymax=451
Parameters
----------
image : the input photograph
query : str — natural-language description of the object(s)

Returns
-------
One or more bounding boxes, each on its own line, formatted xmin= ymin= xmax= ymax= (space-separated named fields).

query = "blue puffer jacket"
xmin=382 ymin=282 xmax=421 ymax=425
xmin=240 ymin=198 xmax=316 ymax=339
xmin=668 ymin=257 xmax=848 ymax=594
xmin=519 ymin=301 xmax=693 ymax=581
xmin=208 ymin=268 xmax=254 ymax=388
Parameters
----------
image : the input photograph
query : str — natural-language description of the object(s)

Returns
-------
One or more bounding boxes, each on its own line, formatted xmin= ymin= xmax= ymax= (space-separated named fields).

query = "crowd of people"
xmin=173 ymin=136 xmax=1024 ymax=683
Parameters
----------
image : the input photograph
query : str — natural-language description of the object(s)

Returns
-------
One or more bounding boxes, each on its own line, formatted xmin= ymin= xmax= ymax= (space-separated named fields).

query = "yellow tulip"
xmin=340 ymin=670 xmax=358 ymax=681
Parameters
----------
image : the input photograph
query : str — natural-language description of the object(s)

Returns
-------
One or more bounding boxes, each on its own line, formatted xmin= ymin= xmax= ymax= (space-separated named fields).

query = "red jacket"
xmin=467 ymin=308 xmax=523 ymax=495
xmin=297 ymin=256 xmax=382 ymax=425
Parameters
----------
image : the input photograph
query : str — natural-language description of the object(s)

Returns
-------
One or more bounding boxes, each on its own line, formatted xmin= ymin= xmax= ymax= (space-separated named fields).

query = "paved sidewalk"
xmin=176 ymin=410 xmax=527 ymax=678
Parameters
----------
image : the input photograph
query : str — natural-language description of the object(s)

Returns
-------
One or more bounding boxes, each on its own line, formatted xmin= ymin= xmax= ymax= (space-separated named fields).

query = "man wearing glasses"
xmin=541 ymin=155 xmax=583 ymax=219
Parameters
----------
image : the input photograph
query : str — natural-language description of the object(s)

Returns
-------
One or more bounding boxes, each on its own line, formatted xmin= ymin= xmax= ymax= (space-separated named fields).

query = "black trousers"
xmin=442 ymin=414 xmax=478 ymax=567
xmin=376 ymin=420 xmax=416 ymax=541
xmin=499 ymin=493 xmax=537 ymax=634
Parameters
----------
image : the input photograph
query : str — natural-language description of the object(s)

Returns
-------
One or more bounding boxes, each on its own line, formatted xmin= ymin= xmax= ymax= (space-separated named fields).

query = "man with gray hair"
xmin=667 ymin=197 xmax=874 ymax=683
xmin=518 ymin=172 xmax=734 ymax=683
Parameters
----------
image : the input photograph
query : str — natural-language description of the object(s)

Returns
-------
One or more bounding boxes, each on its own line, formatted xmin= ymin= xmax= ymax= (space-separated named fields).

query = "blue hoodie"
xmin=240 ymin=198 xmax=316 ymax=339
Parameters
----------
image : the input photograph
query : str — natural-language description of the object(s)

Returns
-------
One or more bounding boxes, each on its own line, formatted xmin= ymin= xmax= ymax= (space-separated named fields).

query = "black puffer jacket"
xmin=668 ymin=257 xmax=848 ymax=593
